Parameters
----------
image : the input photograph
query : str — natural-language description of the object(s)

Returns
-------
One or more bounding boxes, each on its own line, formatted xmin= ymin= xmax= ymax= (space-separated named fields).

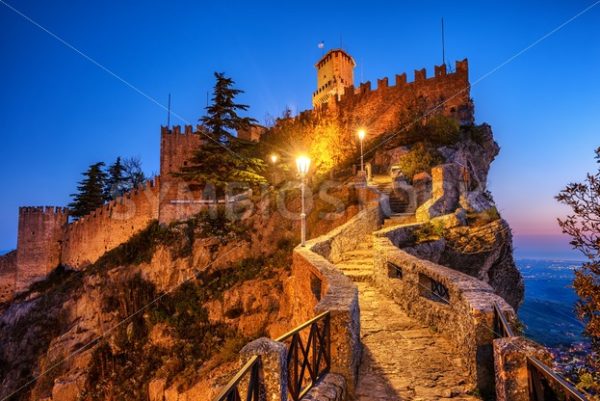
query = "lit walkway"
xmin=335 ymin=244 xmax=481 ymax=401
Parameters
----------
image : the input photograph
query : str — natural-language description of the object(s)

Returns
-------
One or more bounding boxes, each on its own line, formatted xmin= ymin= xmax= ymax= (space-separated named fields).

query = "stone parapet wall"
xmin=493 ymin=336 xmax=552 ymax=401
xmin=61 ymin=178 xmax=160 ymax=269
xmin=289 ymin=246 xmax=360 ymax=397
xmin=310 ymin=202 xmax=382 ymax=264
xmin=372 ymin=223 xmax=516 ymax=396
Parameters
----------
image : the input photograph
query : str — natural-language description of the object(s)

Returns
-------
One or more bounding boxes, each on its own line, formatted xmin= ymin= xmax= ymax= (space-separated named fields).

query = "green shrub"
xmin=427 ymin=115 xmax=460 ymax=145
xmin=398 ymin=143 xmax=443 ymax=181
xmin=412 ymin=222 xmax=447 ymax=243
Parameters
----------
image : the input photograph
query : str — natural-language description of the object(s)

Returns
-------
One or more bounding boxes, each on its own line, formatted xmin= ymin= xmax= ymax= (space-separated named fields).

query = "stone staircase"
xmin=335 ymin=242 xmax=375 ymax=282
xmin=376 ymin=182 xmax=409 ymax=214
xmin=374 ymin=180 xmax=417 ymax=228
xmin=334 ymin=236 xmax=482 ymax=401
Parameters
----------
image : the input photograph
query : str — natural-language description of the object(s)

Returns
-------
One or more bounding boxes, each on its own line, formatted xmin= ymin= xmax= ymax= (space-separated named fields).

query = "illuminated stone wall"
xmin=16 ymin=207 xmax=68 ymax=292
xmin=313 ymin=49 xmax=356 ymax=107
xmin=60 ymin=179 xmax=160 ymax=268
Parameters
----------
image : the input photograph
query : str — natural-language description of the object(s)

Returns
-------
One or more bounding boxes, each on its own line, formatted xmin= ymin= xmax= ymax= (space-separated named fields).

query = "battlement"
xmin=66 ymin=177 xmax=160 ymax=228
xmin=160 ymin=125 xmax=202 ymax=178
xmin=19 ymin=206 xmax=69 ymax=215
xmin=160 ymin=124 xmax=203 ymax=136
xmin=61 ymin=176 xmax=160 ymax=268
xmin=330 ymin=59 xmax=469 ymax=105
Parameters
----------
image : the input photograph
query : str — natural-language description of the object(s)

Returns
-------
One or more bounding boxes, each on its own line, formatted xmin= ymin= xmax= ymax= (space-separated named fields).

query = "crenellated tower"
xmin=15 ymin=206 xmax=68 ymax=292
xmin=159 ymin=125 xmax=203 ymax=224
xmin=312 ymin=49 xmax=356 ymax=108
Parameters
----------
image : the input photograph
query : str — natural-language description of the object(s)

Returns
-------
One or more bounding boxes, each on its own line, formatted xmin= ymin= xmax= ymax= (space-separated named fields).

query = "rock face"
xmin=0 ymin=187 xmax=366 ymax=401
xmin=442 ymin=219 xmax=524 ymax=308
xmin=404 ymin=218 xmax=524 ymax=309
xmin=392 ymin=125 xmax=525 ymax=309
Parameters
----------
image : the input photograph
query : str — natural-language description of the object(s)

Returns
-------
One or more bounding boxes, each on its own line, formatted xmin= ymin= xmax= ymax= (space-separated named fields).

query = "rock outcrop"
xmin=0 ymin=185 xmax=367 ymax=401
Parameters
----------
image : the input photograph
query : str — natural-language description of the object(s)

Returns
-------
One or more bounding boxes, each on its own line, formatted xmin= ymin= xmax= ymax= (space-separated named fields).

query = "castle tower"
xmin=158 ymin=125 xmax=203 ymax=224
xmin=15 ymin=206 xmax=68 ymax=292
xmin=312 ymin=49 xmax=356 ymax=108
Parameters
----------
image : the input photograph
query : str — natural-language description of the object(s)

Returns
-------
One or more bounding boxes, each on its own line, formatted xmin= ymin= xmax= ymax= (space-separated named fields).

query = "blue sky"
xmin=0 ymin=0 xmax=599 ymax=256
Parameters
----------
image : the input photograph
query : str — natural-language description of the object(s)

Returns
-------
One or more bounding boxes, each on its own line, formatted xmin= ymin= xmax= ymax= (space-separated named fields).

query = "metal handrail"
xmin=275 ymin=310 xmax=330 ymax=342
xmin=493 ymin=302 xmax=515 ymax=338
xmin=527 ymin=356 xmax=589 ymax=401
xmin=213 ymin=355 xmax=261 ymax=401
xmin=276 ymin=311 xmax=331 ymax=401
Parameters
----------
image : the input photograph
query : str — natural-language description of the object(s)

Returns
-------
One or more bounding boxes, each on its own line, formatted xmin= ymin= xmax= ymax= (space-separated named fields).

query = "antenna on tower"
xmin=441 ymin=17 xmax=446 ymax=67
xmin=167 ymin=93 xmax=171 ymax=128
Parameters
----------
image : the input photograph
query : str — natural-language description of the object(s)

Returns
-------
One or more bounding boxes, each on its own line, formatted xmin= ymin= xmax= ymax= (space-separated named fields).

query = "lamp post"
xmin=296 ymin=155 xmax=311 ymax=246
xmin=358 ymin=129 xmax=366 ymax=174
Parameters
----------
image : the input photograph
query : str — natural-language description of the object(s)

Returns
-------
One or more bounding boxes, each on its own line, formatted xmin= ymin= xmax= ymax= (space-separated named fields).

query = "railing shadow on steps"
xmin=493 ymin=304 xmax=589 ymax=401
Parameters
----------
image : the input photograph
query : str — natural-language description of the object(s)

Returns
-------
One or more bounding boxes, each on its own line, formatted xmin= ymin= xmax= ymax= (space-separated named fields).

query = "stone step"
xmin=340 ymin=249 xmax=374 ymax=259
xmin=336 ymin=261 xmax=373 ymax=270
xmin=383 ymin=214 xmax=416 ymax=227
xmin=336 ymin=268 xmax=372 ymax=282
xmin=354 ymin=241 xmax=373 ymax=251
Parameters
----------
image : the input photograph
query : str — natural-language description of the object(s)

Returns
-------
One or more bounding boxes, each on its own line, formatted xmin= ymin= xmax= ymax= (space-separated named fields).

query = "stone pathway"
xmin=335 ymin=245 xmax=481 ymax=401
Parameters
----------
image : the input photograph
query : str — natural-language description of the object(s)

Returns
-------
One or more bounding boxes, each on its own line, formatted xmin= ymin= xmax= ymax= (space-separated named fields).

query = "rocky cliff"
xmin=0 ymin=186 xmax=365 ymax=401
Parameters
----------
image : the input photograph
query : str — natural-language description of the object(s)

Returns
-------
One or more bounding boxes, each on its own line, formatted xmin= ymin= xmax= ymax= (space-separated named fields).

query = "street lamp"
xmin=358 ymin=129 xmax=366 ymax=174
xmin=270 ymin=154 xmax=278 ymax=164
xmin=296 ymin=155 xmax=311 ymax=247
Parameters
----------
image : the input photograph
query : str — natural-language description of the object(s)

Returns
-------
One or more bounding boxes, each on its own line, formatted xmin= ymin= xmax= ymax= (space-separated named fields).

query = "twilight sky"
xmin=0 ymin=0 xmax=598 ymax=257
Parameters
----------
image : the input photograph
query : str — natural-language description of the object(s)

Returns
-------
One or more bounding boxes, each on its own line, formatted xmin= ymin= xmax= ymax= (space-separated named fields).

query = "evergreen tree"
xmin=105 ymin=157 xmax=126 ymax=200
xmin=69 ymin=162 xmax=108 ymax=219
xmin=177 ymin=72 xmax=267 ymax=193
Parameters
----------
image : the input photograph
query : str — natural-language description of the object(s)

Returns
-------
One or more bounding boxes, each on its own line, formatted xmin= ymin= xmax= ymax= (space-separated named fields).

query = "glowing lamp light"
xmin=270 ymin=154 xmax=278 ymax=164
xmin=296 ymin=155 xmax=311 ymax=177
xmin=357 ymin=129 xmax=366 ymax=174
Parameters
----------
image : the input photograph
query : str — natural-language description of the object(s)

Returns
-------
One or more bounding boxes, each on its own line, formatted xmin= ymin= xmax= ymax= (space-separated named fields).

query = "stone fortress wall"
xmin=305 ymin=59 xmax=473 ymax=135
xmin=60 ymin=178 xmax=160 ymax=268
xmin=15 ymin=207 xmax=68 ymax=292
xmin=159 ymin=125 xmax=202 ymax=224
xmin=0 ymin=58 xmax=473 ymax=303
xmin=0 ymin=126 xmax=200 ymax=300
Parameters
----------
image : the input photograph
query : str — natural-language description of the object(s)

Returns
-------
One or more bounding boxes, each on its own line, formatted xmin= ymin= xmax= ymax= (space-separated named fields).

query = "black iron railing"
xmin=213 ymin=355 xmax=262 ymax=401
xmin=430 ymin=279 xmax=449 ymax=303
xmin=493 ymin=302 xmax=515 ymax=338
xmin=387 ymin=261 xmax=403 ymax=279
xmin=493 ymin=304 xmax=589 ymax=401
xmin=527 ymin=356 xmax=588 ymax=401
xmin=276 ymin=311 xmax=331 ymax=401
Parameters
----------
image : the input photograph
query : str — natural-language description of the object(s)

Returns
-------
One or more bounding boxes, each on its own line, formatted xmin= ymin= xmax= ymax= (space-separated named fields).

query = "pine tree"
xmin=69 ymin=162 xmax=108 ymax=219
xmin=177 ymin=72 xmax=267 ymax=194
xmin=105 ymin=157 xmax=126 ymax=200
